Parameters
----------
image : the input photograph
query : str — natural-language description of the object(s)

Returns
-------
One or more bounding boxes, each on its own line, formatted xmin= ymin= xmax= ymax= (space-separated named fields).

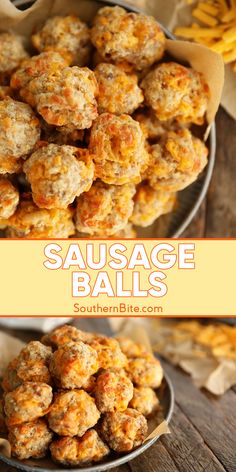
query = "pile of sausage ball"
xmin=0 ymin=325 xmax=164 ymax=466
xmin=0 ymin=6 xmax=209 ymax=238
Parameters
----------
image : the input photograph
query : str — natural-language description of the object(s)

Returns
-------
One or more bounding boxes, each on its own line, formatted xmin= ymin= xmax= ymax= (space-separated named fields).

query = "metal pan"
xmin=8 ymin=0 xmax=215 ymax=239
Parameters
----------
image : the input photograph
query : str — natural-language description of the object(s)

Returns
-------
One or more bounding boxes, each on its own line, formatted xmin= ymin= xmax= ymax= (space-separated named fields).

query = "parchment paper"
xmin=0 ymin=0 xmax=224 ymax=131
xmin=0 ymin=326 xmax=170 ymax=467
xmin=109 ymin=319 xmax=236 ymax=396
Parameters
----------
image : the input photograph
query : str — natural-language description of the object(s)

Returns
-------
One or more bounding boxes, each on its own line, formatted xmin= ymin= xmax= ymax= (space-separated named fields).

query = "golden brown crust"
xmin=89 ymin=113 xmax=148 ymax=185
xmin=32 ymin=15 xmax=92 ymax=66
xmin=95 ymin=368 xmax=133 ymax=413
xmin=8 ymin=419 xmax=53 ymax=460
xmin=126 ymin=353 xmax=163 ymax=388
xmin=49 ymin=341 xmax=99 ymax=389
xmin=23 ymin=144 xmax=94 ymax=209
xmin=91 ymin=6 xmax=165 ymax=70
xmin=48 ymin=389 xmax=100 ymax=437
xmin=100 ymin=408 xmax=148 ymax=452
xmin=146 ymin=129 xmax=208 ymax=192
xmin=4 ymin=382 xmax=53 ymax=426
xmin=50 ymin=429 xmax=110 ymax=466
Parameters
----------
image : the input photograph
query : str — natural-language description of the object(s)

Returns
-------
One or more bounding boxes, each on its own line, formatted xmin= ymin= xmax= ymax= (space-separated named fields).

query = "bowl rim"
xmin=11 ymin=0 xmax=216 ymax=239
xmin=0 ymin=370 xmax=175 ymax=472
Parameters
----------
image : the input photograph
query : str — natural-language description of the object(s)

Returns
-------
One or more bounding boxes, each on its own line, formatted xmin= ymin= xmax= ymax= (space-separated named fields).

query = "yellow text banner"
xmin=0 ymin=239 xmax=235 ymax=316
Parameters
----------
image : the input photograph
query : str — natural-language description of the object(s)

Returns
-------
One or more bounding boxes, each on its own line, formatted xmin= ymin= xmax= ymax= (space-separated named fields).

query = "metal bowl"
xmin=0 ymin=369 xmax=174 ymax=472
xmin=8 ymin=0 xmax=216 ymax=239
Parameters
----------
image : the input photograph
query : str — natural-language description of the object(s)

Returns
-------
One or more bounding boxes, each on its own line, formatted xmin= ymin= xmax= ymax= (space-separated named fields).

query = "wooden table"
xmin=182 ymin=107 xmax=236 ymax=238
xmin=1 ymin=320 xmax=236 ymax=472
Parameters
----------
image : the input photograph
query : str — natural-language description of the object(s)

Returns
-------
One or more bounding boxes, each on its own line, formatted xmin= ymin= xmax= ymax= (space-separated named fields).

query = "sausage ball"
xmin=141 ymin=62 xmax=209 ymax=124
xmin=48 ymin=390 xmax=100 ymax=437
xmin=0 ymin=177 xmax=19 ymax=219
xmin=130 ymin=183 xmax=176 ymax=227
xmin=88 ymin=336 xmax=128 ymax=370
xmin=23 ymin=144 xmax=94 ymax=209
xmin=21 ymin=66 xmax=98 ymax=130
xmin=0 ymin=99 xmax=40 ymax=166
xmin=32 ymin=15 xmax=91 ymax=66
xmin=127 ymin=353 xmax=163 ymax=388
xmin=50 ymin=429 xmax=109 ymax=466
xmin=91 ymin=6 xmax=165 ymax=70
xmin=41 ymin=324 xmax=93 ymax=350
xmin=8 ymin=419 xmax=53 ymax=460
xmin=2 ymin=359 xmax=22 ymax=393
xmin=116 ymin=336 xmax=147 ymax=358
xmin=95 ymin=369 xmax=133 ymax=413
xmin=4 ymin=382 xmax=53 ymax=426
xmin=0 ymin=399 xmax=6 ymax=433
xmin=5 ymin=194 xmax=75 ymax=238
xmin=146 ymin=129 xmax=208 ymax=192
xmin=11 ymin=51 xmax=68 ymax=92
xmin=129 ymin=387 xmax=159 ymax=417
xmin=75 ymin=180 xmax=135 ymax=236
xmin=0 ymin=33 xmax=28 ymax=82
xmin=15 ymin=341 xmax=52 ymax=384
xmin=95 ymin=63 xmax=143 ymax=114
xmin=49 ymin=341 xmax=99 ymax=389
xmin=101 ymin=408 xmax=147 ymax=452
xmin=89 ymin=113 xmax=148 ymax=185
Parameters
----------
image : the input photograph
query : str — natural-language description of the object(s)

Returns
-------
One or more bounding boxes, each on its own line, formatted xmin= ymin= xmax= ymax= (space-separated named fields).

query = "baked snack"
xmin=88 ymin=335 xmax=128 ymax=370
xmin=32 ymin=15 xmax=91 ymax=66
xmin=0 ymin=99 xmax=40 ymax=172
xmin=146 ymin=128 xmax=208 ymax=192
xmin=89 ymin=113 xmax=148 ymax=185
xmin=95 ymin=368 xmax=133 ymax=413
xmin=91 ymin=6 xmax=165 ymax=69
xmin=4 ymin=382 xmax=53 ymax=426
xmin=95 ymin=63 xmax=143 ymax=114
xmin=23 ymin=144 xmax=94 ymax=209
xmin=49 ymin=341 xmax=99 ymax=389
xmin=100 ymin=408 xmax=148 ymax=452
xmin=130 ymin=183 xmax=176 ymax=227
xmin=75 ymin=180 xmax=135 ymax=236
xmin=3 ymin=193 xmax=75 ymax=238
xmin=48 ymin=389 xmax=100 ymax=436
xmin=50 ymin=429 xmax=109 ymax=466
xmin=41 ymin=324 xmax=93 ymax=350
xmin=21 ymin=66 xmax=98 ymax=129
xmin=2 ymin=325 xmax=165 ymax=463
xmin=127 ymin=353 xmax=163 ymax=388
xmin=0 ymin=6 xmax=211 ymax=241
xmin=129 ymin=387 xmax=159 ymax=417
xmin=141 ymin=62 xmax=209 ymax=124
xmin=8 ymin=419 xmax=53 ymax=460
xmin=0 ymin=33 xmax=28 ymax=82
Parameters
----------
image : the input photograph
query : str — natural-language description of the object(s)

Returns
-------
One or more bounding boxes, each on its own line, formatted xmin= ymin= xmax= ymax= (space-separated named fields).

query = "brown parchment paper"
xmin=0 ymin=326 xmax=170 ymax=467
xmin=0 ymin=0 xmax=224 ymax=133
xmin=109 ymin=319 xmax=236 ymax=396
xmin=128 ymin=0 xmax=235 ymax=119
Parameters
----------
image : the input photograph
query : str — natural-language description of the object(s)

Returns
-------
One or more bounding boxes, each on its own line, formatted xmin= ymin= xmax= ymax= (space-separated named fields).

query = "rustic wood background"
xmin=1 ymin=320 xmax=236 ymax=472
